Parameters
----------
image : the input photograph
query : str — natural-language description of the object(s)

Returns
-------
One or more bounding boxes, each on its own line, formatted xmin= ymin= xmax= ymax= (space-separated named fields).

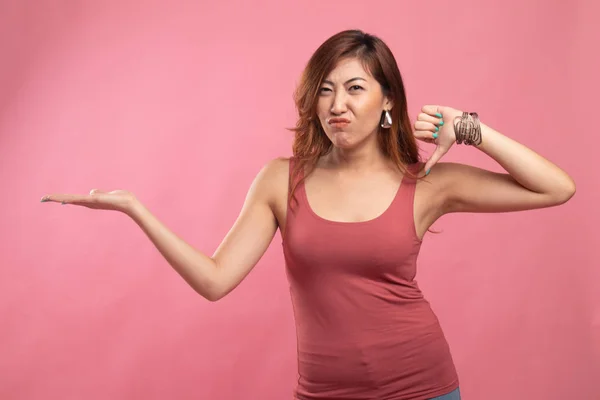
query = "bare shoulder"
xmin=251 ymin=157 xmax=290 ymax=208
xmin=261 ymin=156 xmax=291 ymax=177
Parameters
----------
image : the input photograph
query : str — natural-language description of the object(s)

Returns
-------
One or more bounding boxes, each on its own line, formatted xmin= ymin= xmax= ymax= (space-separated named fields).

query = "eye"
xmin=318 ymin=87 xmax=332 ymax=95
xmin=349 ymin=85 xmax=364 ymax=91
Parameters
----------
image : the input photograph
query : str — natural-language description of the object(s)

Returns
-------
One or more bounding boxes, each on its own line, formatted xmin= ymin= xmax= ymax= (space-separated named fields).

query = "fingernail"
xmin=435 ymin=127 xmax=439 ymax=132
xmin=433 ymin=133 xmax=438 ymax=139
xmin=439 ymin=120 xmax=444 ymax=126
xmin=435 ymin=113 xmax=442 ymax=118
xmin=426 ymin=169 xmax=431 ymax=175
xmin=40 ymin=197 xmax=49 ymax=203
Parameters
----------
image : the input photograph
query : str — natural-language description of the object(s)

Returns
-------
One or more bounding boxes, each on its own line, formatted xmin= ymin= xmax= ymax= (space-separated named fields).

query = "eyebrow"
xmin=322 ymin=77 xmax=367 ymax=86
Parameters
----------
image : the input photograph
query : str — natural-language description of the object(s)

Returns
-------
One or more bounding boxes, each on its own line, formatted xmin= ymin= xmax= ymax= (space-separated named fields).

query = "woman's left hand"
xmin=414 ymin=105 xmax=462 ymax=174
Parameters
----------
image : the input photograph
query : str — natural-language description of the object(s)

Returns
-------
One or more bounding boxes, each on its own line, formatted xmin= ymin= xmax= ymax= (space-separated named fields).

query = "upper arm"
xmin=433 ymin=162 xmax=572 ymax=215
xmin=210 ymin=158 xmax=287 ymax=300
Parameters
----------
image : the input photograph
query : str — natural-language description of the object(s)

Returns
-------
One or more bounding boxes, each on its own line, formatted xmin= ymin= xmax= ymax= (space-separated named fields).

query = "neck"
xmin=325 ymin=134 xmax=387 ymax=172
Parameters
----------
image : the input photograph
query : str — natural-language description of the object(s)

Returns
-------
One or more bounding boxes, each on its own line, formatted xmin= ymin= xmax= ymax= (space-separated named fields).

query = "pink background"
xmin=1 ymin=1 xmax=598 ymax=399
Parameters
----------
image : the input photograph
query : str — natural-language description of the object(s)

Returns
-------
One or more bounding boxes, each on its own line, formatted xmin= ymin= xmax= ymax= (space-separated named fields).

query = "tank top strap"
xmin=286 ymin=156 xmax=305 ymax=215
xmin=385 ymin=161 xmax=423 ymax=220
xmin=400 ymin=161 xmax=423 ymax=195
xmin=288 ymin=156 xmax=305 ymax=184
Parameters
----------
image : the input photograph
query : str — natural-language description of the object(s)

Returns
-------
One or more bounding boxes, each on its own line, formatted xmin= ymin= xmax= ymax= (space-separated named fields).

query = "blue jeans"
xmin=429 ymin=387 xmax=461 ymax=400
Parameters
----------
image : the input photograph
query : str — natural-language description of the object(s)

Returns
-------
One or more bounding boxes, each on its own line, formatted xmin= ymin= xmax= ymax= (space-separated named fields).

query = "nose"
xmin=330 ymin=91 xmax=348 ymax=115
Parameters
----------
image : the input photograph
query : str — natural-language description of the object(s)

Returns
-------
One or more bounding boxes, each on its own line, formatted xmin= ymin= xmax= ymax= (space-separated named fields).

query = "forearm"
xmin=476 ymin=122 xmax=576 ymax=199
xmin=127 ymin=199 xmax=220 ymax=301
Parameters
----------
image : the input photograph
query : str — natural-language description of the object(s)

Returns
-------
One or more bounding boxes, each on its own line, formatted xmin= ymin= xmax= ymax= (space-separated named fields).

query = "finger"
xmin=417 ymin=112 xmax=444 ymax=126
xmin=421 ymin=105 xmax=443 ymax=119
xmin=414 ymin=128 xmax=439 ymax=142
xmin=89 ymin=189 xmax=106 ymax=195
xmin=40 ymin=194 xmax=92 ymax=204
xmin=414 ymin=121 xmax=439 ymax=133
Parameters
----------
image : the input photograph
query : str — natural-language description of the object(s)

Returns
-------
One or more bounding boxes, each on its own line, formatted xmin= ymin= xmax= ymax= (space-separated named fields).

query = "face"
xmin=316 ymin=58 xmax=392 ymax=149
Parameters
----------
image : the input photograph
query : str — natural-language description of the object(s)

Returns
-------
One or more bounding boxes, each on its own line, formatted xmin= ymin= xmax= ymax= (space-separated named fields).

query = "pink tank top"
xmin=282 ymin=158 xmax=459 ymax=400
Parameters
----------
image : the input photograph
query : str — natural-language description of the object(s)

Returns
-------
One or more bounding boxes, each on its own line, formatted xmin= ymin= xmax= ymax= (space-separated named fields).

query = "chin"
xmin=329 ymin=129 xmax=374 ymax=150
xmin=328 ymin=132 xmax=356 ymax=148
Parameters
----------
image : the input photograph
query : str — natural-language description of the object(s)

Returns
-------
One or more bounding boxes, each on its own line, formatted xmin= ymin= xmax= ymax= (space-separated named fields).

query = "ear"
xmin=383 ymin=95 xmax=394 ymax=111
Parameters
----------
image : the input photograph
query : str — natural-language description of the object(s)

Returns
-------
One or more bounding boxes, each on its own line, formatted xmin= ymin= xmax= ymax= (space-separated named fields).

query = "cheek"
xmin=317 ymin=96 xmax=329 ymax=113
xmin=316 ymin=98 xmax=331 ymax=126
xmin=353 ymin=97 xmax=383 ymax=123
xmin=315 ymin=99 xmax=325 ymax=116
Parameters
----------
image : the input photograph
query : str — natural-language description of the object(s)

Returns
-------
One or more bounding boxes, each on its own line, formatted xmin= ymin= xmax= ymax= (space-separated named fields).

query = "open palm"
xmin=41 ymin=189 xmax=136 ymax=213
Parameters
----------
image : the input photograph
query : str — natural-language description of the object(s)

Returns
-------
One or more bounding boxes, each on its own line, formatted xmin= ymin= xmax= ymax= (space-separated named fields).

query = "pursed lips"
xmin=327 ymin=117 xmax=351 ymax=125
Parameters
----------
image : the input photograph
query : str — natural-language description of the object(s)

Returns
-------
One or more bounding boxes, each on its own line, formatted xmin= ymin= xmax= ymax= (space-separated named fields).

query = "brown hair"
xmin=288 ymin=29 xmax=423 ymax=206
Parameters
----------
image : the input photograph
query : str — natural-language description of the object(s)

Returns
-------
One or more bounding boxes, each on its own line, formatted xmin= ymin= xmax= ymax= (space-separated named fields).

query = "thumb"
xmin=89 ymin=189 xmax=106 ymax=195
xmin=424 ymin=148 xmax=445 ymax=175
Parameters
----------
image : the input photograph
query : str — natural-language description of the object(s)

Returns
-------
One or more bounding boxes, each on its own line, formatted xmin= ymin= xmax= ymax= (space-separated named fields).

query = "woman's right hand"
xmin=40 ymin=189 xmax=137 ymax=214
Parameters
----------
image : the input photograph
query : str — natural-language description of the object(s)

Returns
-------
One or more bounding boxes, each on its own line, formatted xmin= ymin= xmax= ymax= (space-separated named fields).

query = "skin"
xmin=40 ymin=57 xmax=576 ymax=301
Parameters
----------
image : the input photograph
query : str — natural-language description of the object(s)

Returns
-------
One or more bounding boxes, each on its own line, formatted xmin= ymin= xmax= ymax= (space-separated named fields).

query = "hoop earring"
xmin=380 ymin=110 xmax=392 ymax=129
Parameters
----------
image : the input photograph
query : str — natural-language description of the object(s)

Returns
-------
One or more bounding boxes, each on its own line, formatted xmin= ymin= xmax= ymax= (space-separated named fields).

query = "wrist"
xmin=472 ymin=122 xmax=498 ymax=153
xmin=125 ymin=196 xmax=146 ymax=220
xmin=453 ymin=112 xmax=482 ymax=147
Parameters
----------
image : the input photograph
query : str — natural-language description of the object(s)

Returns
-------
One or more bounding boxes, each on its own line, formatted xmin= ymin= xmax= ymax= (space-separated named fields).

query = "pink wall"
xmin=1 ymin=0 xmax=598 ymax=399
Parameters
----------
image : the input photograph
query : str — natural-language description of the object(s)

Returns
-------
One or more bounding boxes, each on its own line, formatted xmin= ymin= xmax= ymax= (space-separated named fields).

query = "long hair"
xmin=289 ymin=29 xmax=423 ymax=205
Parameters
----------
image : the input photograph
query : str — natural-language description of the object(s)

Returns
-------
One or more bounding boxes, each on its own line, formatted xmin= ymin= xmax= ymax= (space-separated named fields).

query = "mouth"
xmin=327 ymin=117 xmax=350 ymax=127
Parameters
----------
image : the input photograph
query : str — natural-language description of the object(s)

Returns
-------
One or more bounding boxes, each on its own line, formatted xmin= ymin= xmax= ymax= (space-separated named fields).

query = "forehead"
xmin=324 ymin=58 xmax=373 ymax=82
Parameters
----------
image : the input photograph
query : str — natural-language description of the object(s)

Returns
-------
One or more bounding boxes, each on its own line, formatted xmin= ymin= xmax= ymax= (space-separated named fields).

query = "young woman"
xmin=41 ymin=30 xmax=575 ymax=399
